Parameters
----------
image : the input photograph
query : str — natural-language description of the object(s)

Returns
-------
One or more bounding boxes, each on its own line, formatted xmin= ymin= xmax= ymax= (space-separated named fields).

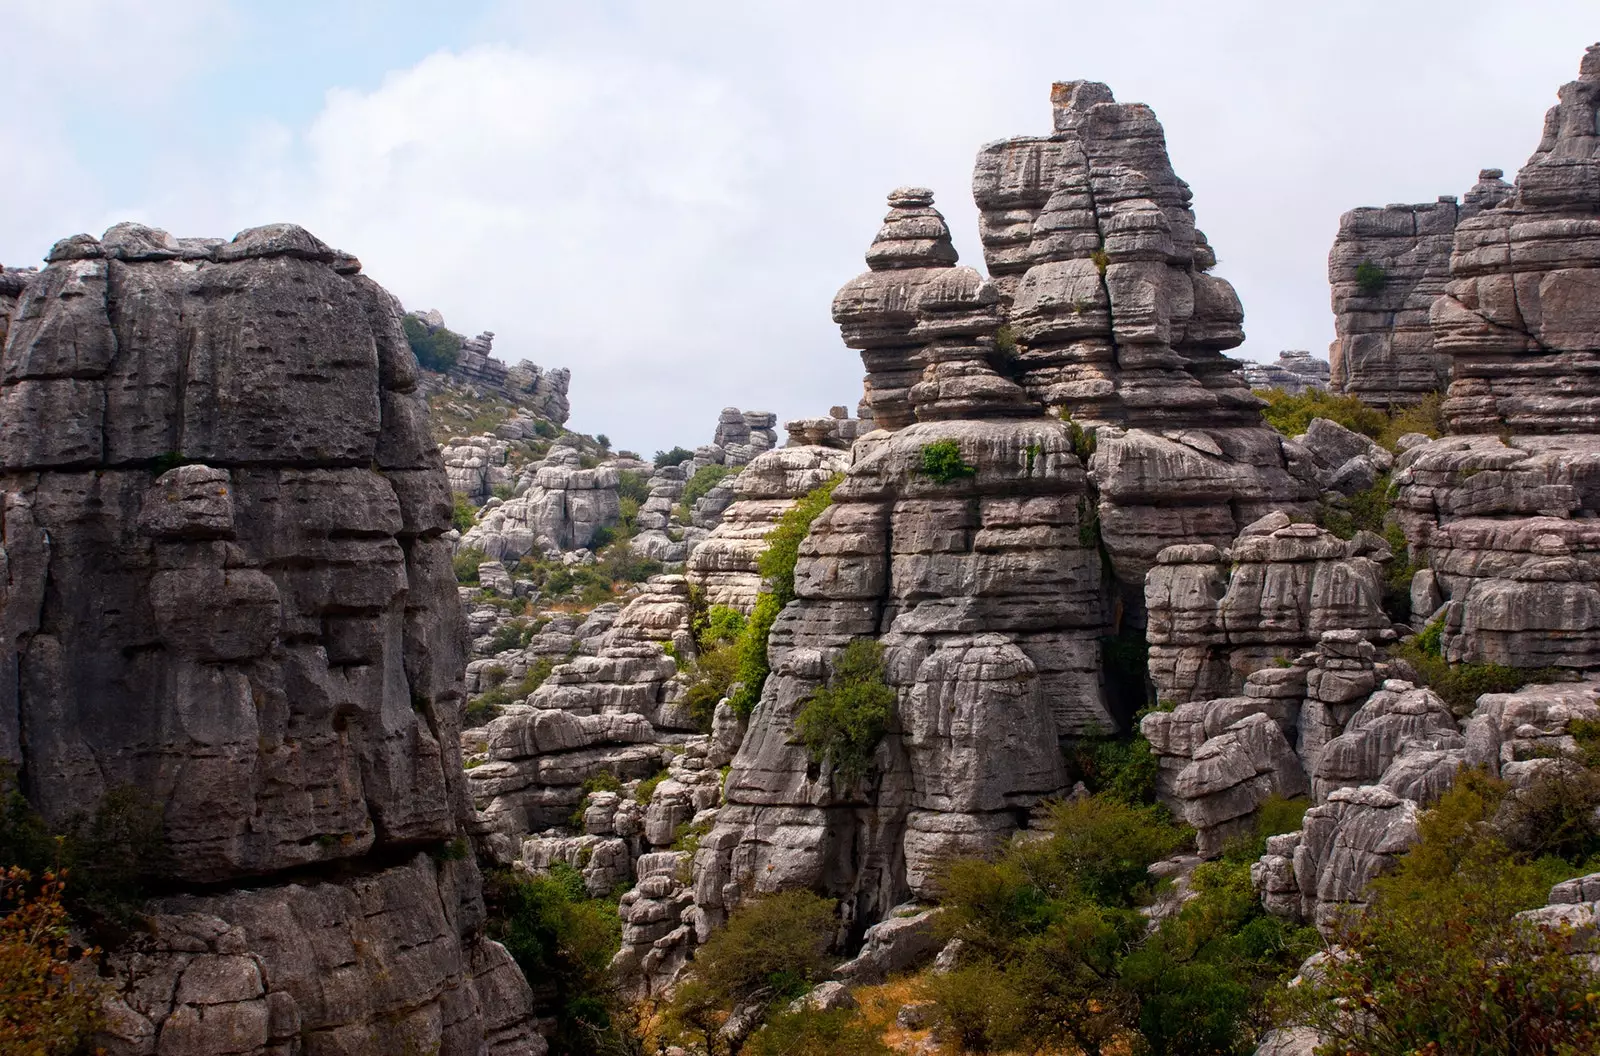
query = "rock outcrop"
xmin=409 ymin=310 xmax=571 ymax=424
xmin=1240 ymin=350 xmax=1331 ymax=394
xmin=1144 ymin=513 xmax=1393 ymax=704
xmin=461 ymin=442 xmax=621 ymax=559
xmin=1327 ymin=172 xmax=1511 ymax=406
xmin=1434 ymin=46 xmax=1600 ymax=434
xmin=0 ymin=223 xmax=540 ymax=1054
xmin=684 ymin=445 xmax=850 ymax=612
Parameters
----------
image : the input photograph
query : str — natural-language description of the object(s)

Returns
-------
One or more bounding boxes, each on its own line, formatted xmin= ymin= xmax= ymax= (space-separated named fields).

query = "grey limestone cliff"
xmin=0 ymin=222 xmax=542 ymax=1055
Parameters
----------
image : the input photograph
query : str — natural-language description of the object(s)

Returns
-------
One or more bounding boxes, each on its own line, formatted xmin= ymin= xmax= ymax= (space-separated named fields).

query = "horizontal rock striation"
xmin=1240 ymin=350 xmax=1330 ymax=394
xmin=0 ymin=222 xmax=540 ymax=1054
xmin=685 ymin=445 xmax=850 ymax=612
xmin=1435 ymin=46 xmax=1600 ymax=434
xmin=1327 ymin=171 xmax=1511 ymax=406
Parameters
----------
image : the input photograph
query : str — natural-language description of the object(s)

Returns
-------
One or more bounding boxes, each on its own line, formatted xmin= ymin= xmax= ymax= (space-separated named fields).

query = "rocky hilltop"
xmin=0 ymin=222 xmax=541 ymax=1055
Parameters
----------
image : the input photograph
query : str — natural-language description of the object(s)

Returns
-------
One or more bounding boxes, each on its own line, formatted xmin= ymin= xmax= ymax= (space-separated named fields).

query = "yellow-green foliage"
xmin=794 ymin=639 xmax=896 ymax=786
xmin=1258 ymin=389 xmax=1445 ymax=454
xmin=743 ymin=1008 xmax=892 ymax=1056
xmin=1396 ymin=619 xmax=1566 ymax=717
xmin=681 ymin=463 xmax=733 ymax=509
xmin=661 ymin=889 xmax=838 ymax=1046
xmin=1276 ymin=772 xmax=1600 ymax=1055
xmin=729 ymin=475 xmax=841 ymax=717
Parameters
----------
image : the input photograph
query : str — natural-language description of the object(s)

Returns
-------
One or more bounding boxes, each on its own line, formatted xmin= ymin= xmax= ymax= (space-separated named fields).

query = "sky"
xmin=2 ymin=2 xmax=1595 ymax=455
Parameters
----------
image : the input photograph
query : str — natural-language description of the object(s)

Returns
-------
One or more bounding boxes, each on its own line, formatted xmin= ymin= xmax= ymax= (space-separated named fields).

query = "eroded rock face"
xmin=461 ymin=442 xmax=621 ymax=559
xmin=1145 ymin=515 xmax=1392 ymax=703
xmin=1327 ymin=172 xmax=1511 ymax=407
xmin=0 ymin=223 xmax=540 ymax=1055
xmin=685 ymin=446 xmax=850 ymax=612
xmin=1240 ymin=350 xmax=1330 ymax=394
xmin=695 ymin=417 xmax=1108 ymax=937
xmin=1435 ymin=46 xmax=1600 ymax=434
xmin=1394 ymin=434 xmax=1600 ymax=671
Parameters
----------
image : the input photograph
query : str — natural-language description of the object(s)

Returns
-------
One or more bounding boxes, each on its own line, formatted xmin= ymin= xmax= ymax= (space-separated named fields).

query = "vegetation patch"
xmin=918 ymin=439 xmax=976 ymax=484
xmin=1257 ymin=388 xmax=1444 ymax=453
xmin=654 ymin=446 xmax=695 ymax=468
xmin=660 ymin=890 xmax=838 ymax=1050
xmin=0 ymin=867 xmax=106 ymax=1053
xmin=1395 ymin=618 xmax=1566 ymax=716
xmin=1354 ymin=259 xmax=1388 ymax=295
xmin=681 ymin=463 xmax=733 ymax=510
xmin=483 ymin=865 xmax=626 ymax=1054
xmin=402 ymin=313 xmax=463 ymax=373
xmin=725 ymin=476 xmax=841 ymax=718
xmin=1276 ymin=771 xmax=1600 ymax=1053
xmin=451 ymin=491 xmax=478 ymax=533
xmin=794 ymin=639 xmax=896 ymax=787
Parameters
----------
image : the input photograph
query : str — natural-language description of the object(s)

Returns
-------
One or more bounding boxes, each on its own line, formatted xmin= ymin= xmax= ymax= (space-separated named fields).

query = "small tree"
xmin=794 ymin=639 xmax=896 ymax=786
xmin=0 ymin=867 xmax=105 ymax=1054
xmin=918 ymin=439 xmax=976 ymax=484
xmin=1354 ymin=260 xmax=1388 ymax=295
xmin=654 ymin=446 xmax=696 ymax=467
xmin=401 ymin=314 xmax=463 ymax=372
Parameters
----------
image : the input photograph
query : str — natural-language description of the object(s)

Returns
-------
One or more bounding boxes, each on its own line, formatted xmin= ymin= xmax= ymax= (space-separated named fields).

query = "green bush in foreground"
xmin=1396 ymin=618 xmax=1565 ymax=716
xmin=402 ymin=313 xmax=463 ymax=373
xmin=743 ymin=1007 xmax=891 ymax=1056
xmin=794 ymin=639 xmax=896 ymax=786
xmin=453 ymin=545 xmax=488 ymax=584
xmin=483 ymin=865 xmax=624 ymax=1054
xmin=1276 ymin=772 xmax=1600 ymax=1055
xmin=681 ymin=463 xmax=733 ymax=510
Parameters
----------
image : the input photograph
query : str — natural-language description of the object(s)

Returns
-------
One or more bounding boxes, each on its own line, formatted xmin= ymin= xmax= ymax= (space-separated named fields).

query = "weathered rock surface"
xmin=461 ymin=442 xmax=621 ymax=558
xmin=1394 ymin=434 xmax=1600 ymax=670
xmin=1327 ymin=171 xmax=1511 ymax=406
xmin=1145 ymin=515 xmax=1392 ymax=703
xmin=0 ymin=223 xmax=540 ymax=1054
xmin=685 ymin=445 xmax=850 ymax=612
xmin=696 ymin=417 xmax=1108 ymax=934
xmin=409 ymin=311 xmax=571 ymax=424
xmin=1434 ymin=46 xmax=1600 ymax=434
xmin=1240 ymin=350 xmax=1330 ymax=394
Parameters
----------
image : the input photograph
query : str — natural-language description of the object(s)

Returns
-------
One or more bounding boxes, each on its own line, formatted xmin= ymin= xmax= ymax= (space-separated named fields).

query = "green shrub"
xmin=681 ymin=463 xmax=733 ymax=509
xmin=1090 ymin=248 xmax=1110 ymax=274
xmin=1377 ymin=392 xmax=1445 ymax=450
xmin=453 ymin=545 xmax=488 ymax=584
xmin=1063 ymin=414 xmax=1097 ymax=462
xmin=0 ymin=866 xmax=107 ymax=1055
xmin=483 ymin=865 xmax=624 ymax=1053
xmin=683 ymin=639 xmax=741 ymax=732
xmin=402 ymin=313 xmax=463 ymax=373
xmin=758 ymin=475 xmax=840 ymax=603
xmin=921 ymin=960 xmax=1033 ymax=1053
xmin=1354 ymin=259 xmax=1388 ymax=295
xmin=595 ymin=434 xmax=610 ymax=449
xmin=1074 ymin=731 xmax=1160 ymax=807
xmin=1394 ymin=625 xmax=1566 ymax=717
xmin=654 ymin=446 xmax=695 ymax=467
xmin=728 ymin=477 xmax=841 ymax=718
xmin=490 ymin=483 xmax=515 ymax=501
xmin=451 ymin=491 xmax=477 ymax=533
xmin=633 ymin=769 xmax=670 ymax=806
xmin=1275 ymin=772 xmax=1600 ymax=1055
xmin=794 ymin=639 xmax=896 ymax=787
xmin=1220 ymin=794 xmax=1310 ymax=864
xmin=1257 ymin=388 xmax=1388 ymax=441
xmin=995 ymin=324 xmax=1018 ymax=357
xmin=918 ymin=439 xmax=976 ymax=484
xmin=617 ymin=469 xmax=651 ymax=505
xmin=677 ymin=890 xmax=836 ymax=1012
xmin=743 ymin=1008 xmax=891 ymax=1056
xmin=698 ymin=605 xmax=747 ymax=647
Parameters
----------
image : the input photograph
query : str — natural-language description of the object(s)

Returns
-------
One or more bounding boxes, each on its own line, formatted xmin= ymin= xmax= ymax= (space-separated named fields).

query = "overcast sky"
xmin=2 ymin=3 xmax=1594 ymax=454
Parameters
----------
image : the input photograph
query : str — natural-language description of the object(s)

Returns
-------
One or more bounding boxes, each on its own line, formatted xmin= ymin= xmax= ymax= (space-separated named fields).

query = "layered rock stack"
xmin=966 ymin=82 xmax=1317 ymax=618
xmin=1240 ymin=350 xmax=1331 ymax=394
xmin=0 ymin=223 xmax=540 ymax=1054
xmin=462 ymin=441 xmax=621 ymax=558
xmin=832 ymin=187 xmax=1032 ymax=428
xmin=1327 ymin=171 xmax=1512 ymax=406
xmin=410 ymin=308 xmax=572 ymax=423
xmin=684 ymin=445 xmax=851 ymax=612
xmin=1435 ymin=47 xmax=1600 ymax=434
xmin=1390 ymin=46 xmax=1600 ymax=675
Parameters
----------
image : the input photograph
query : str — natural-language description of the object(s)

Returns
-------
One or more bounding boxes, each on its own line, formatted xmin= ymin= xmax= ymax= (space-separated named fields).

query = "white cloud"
xmin=4 ymin=2 xmax=1599 ymax=453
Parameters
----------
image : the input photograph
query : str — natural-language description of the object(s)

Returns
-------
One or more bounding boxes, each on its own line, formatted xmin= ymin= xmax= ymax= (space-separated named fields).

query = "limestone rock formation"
xmin=1434 ymin=46 xmax=1600 ymax=434
xmin=0 ymin=223 xmax=540 ymax=1054
xmin=685 ymin=445 xmax=850 ymax=612
xmin=785 ymin=405 xmax=874 ymax=449
xmin=696 ymin=417 xmax=1109 ymax=934
xmin=1145 ymin=513 xmax=1393 ymax=703
xmin=1240 ymin=350 xmax=1330 ymax=394
xmin=1327 ymin=171 xmax=1511 ymax=406
xmin=461 ymin=442 xmax=621 ymax=558
xmin=409 ymin=310 xmax=571 ymax=424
